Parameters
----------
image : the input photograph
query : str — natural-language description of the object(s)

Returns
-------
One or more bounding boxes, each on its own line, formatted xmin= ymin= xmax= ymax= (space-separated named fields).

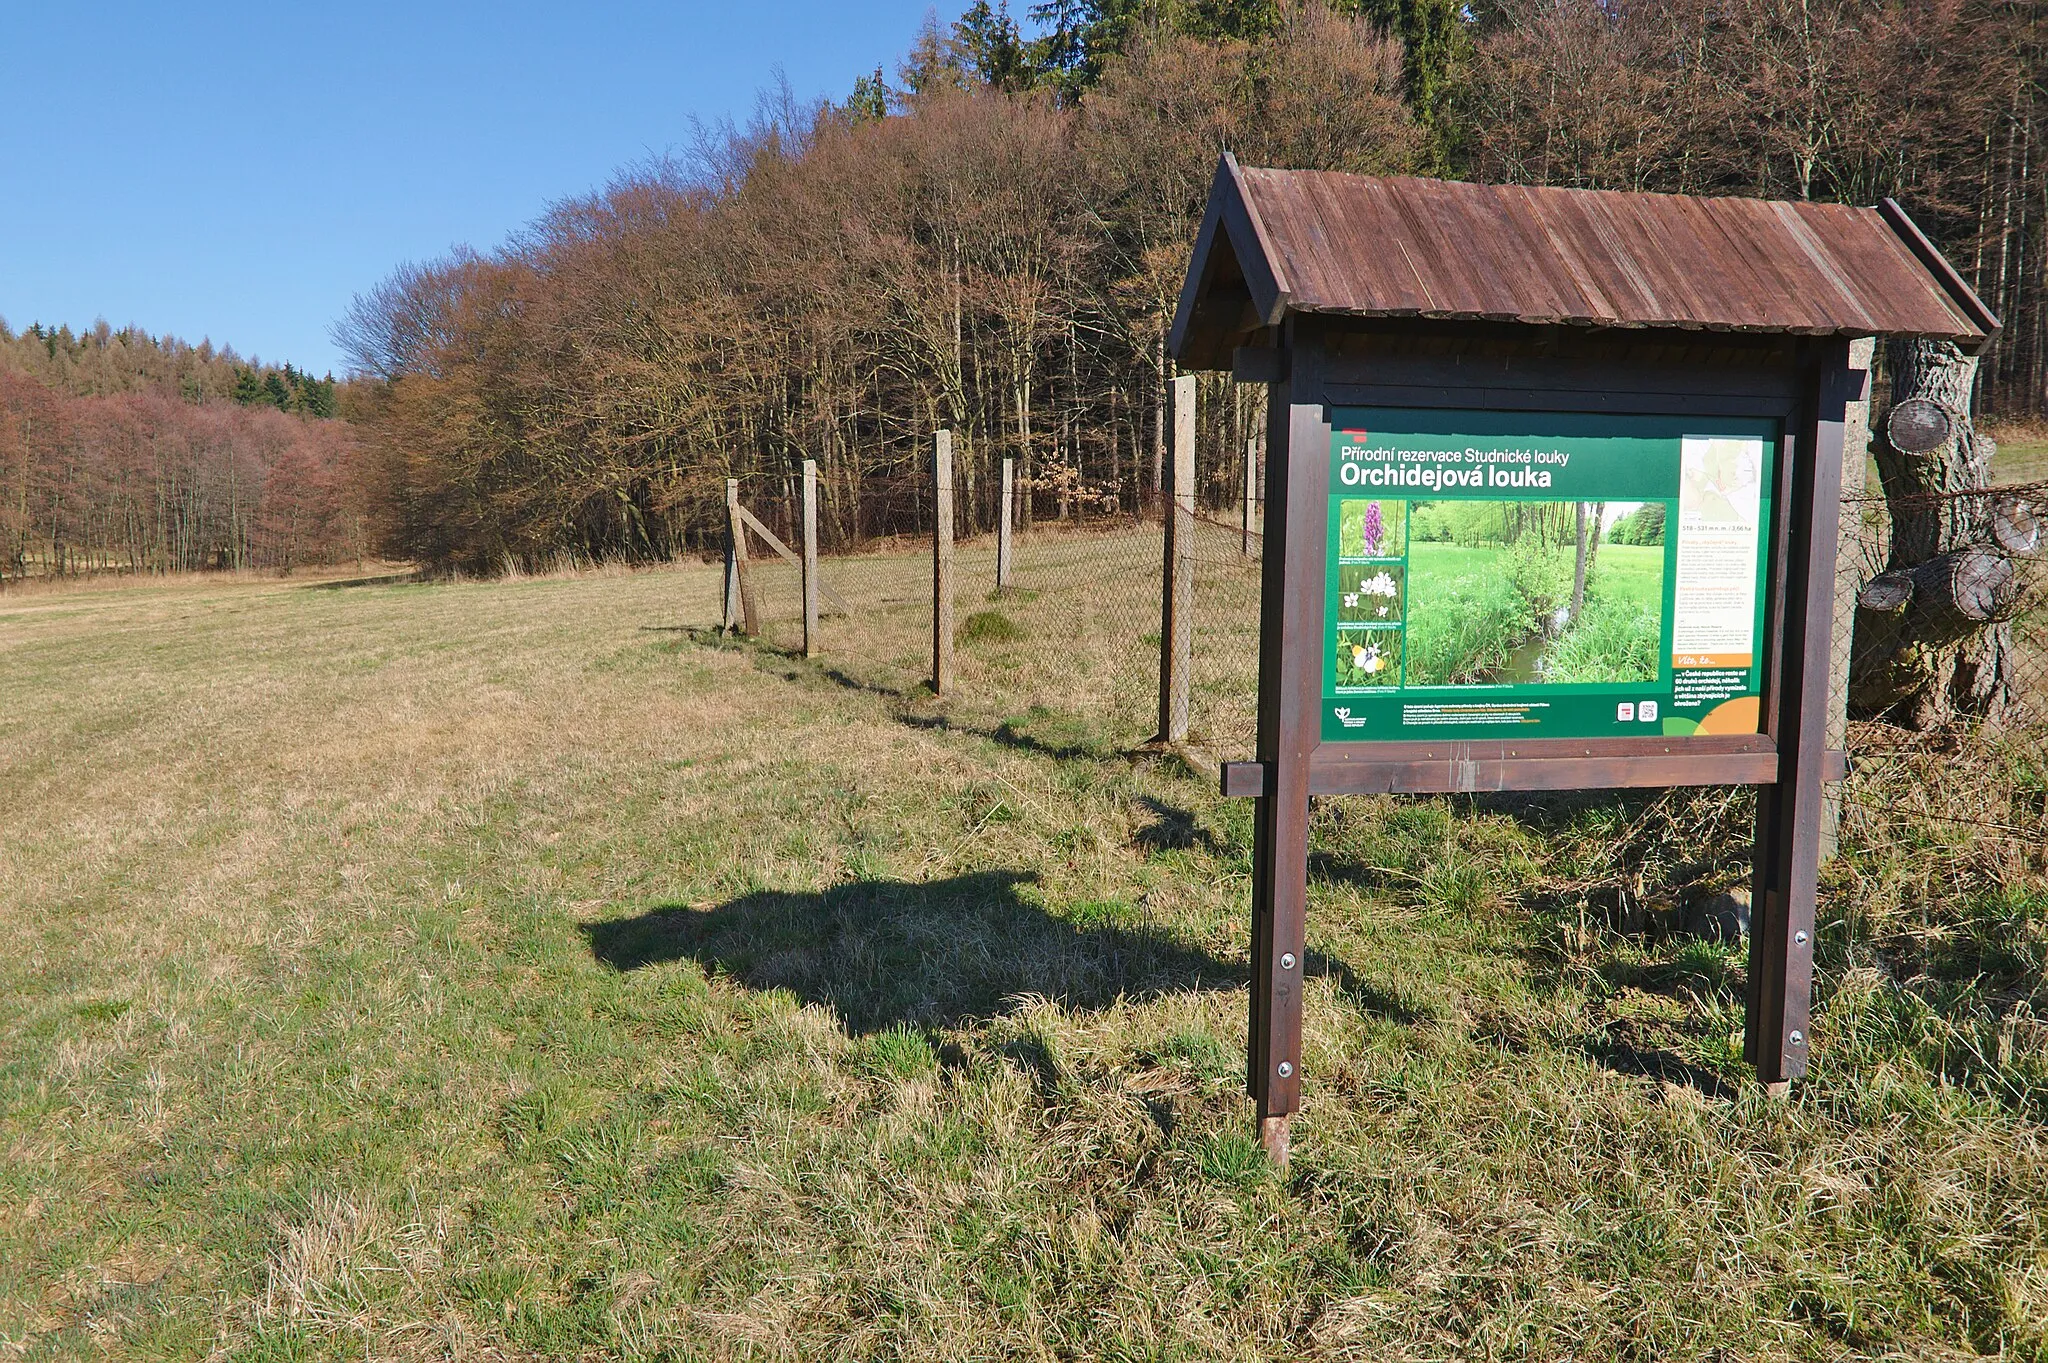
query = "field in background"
xmin=2 ymin=552 xmax=2045 ymax=1361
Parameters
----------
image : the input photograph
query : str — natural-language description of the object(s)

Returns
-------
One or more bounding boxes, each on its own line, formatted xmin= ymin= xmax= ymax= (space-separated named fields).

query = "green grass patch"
xmin=960 ymin=609 xmax=1024 ymax=644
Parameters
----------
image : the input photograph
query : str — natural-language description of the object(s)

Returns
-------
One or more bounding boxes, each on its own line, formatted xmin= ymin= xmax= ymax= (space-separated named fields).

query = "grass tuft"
xmin=960 ymin=609 xmax=1024 ymax=644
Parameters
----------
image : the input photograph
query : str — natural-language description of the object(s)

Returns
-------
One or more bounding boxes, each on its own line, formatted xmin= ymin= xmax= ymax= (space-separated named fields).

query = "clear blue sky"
xmin=0 ymin=1 xmax=946 ymax=377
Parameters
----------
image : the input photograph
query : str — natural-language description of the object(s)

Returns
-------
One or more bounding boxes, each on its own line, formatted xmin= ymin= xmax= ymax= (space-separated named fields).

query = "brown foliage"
xmin=0 ymin=370 xmax=362 ymax=580
xmin=338 ymin=2 xmax=1417 ymax=572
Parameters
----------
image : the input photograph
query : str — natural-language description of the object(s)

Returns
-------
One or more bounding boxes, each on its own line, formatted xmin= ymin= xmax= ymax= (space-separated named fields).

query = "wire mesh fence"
xmin=1832 ymin=468 xmax=2048 ymax=845
xmin=721 ymin=433 xmax=2048 ymax=839
xmin=723 ymin=471 xmax=1172 ymax=747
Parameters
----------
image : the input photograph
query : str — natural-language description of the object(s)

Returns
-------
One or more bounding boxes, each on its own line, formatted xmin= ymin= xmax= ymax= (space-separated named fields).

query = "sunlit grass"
xmin=0 ymin=545 xmax=2043 ymax=1360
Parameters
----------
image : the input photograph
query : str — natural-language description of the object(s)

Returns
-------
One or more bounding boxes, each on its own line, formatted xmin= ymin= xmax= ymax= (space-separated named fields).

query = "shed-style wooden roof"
xmin=1169 ymin=156 xmax=1998 ymax=368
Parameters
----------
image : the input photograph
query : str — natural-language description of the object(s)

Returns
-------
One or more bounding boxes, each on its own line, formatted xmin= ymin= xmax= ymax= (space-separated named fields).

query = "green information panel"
xmin=1322 ymin=408 xmax=1778 ymax=742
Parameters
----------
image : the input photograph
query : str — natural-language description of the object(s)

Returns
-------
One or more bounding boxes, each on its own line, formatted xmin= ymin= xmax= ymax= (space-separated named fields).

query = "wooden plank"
xmin=1232 ymin=346 xmax=1286 ymax=383
xmin=1747 ymin=341 xmax=1854 ymax=1085
xmin=736 ymin=505 xmax=852 ymax=615
xmin=1309 ymin=733 xmax=1774 ymax=763
xmin=932 ymin=431 xmax=954 ymax=697
xmin=1878 ymin=199 xmax=2002 ymax=340
xmin=1222 ymin=750 xmax=1844 ymax=797
xmin=801 ymin=459 xmax=819 ymax=659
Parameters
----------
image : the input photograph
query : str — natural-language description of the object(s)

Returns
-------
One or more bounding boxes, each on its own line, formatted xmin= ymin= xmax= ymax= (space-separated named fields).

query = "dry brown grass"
xmin=1 ymin=547 xmax=2044 ymax=1361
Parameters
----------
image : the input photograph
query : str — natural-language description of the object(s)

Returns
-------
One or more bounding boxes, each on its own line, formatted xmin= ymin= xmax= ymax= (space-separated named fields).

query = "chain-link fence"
xmin=721 ymin=469 xmax=1172 ymax=750
xmin=719 ymin=423 xmax=2048 ymax=816
xmin=1832 ymin=464 xmax=2048 ymax=847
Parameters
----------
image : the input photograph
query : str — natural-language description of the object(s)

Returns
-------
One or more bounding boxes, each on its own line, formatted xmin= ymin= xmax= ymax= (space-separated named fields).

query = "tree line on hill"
xmin=333 ymin=0 xmax=2039 ymax=574
xmin=0 ymin=322 xmax=361 ymax=580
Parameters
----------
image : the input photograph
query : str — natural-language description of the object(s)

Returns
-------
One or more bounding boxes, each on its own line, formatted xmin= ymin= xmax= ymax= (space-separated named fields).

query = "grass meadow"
xmin=2 ymin=537 xmax=2046 ymax=1361
xmin=1405 ymin=537 xmax=1664 ymax=687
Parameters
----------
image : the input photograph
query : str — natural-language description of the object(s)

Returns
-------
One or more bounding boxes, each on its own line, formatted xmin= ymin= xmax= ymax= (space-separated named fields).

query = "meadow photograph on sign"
xmin=1338 ymin=497 xmax=1407 ymax=558
xmin=1334 ymin=626 xmax=1404 ymax=686
xmin=1335 ymin=562 xmax=1405 ymax=624
xmin=1405 ymin=500 xmax=1666 ymax=686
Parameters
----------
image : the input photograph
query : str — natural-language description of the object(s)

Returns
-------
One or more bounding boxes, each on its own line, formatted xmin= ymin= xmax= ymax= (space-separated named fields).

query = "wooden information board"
xmin=1170 ymin=159 xmax=1997 ymax=1166
xmin=1320 ymin=410 xmax=1776 ymax=743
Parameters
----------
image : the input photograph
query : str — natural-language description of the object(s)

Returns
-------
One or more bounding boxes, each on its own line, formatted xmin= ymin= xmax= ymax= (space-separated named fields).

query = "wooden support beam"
xmin=933 ymin=431 xmax=954 ymax=696
xmin=735 ymin=504 xmax=852 ymax=615
xmin=1247 ymin=373 xmax=1322 ymax=1172
xmin=1220 ymin=747 xmax=1846 ymax=798
xmin=1746 ymin=341 xmax=1855 ymax=1085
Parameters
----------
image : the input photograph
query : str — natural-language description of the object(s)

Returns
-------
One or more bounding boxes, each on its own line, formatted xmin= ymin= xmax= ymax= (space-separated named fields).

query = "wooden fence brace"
xmin=998 ymin=456 xmax=1015 ymax=592
xmin=1242 ymin=436 xmax=1258 ymax=558
xmin=933 ymin=430 xmax=955 ymax=696
xmin=730 ymin=501 xmax=852 ymax=616
xmin=1156 ymin=375 xmax=1196 ymax=745
xmin=801 ymin=458 xmax=819 ymax=658
xmin=725 ymin=477 xmax=759 ymax=637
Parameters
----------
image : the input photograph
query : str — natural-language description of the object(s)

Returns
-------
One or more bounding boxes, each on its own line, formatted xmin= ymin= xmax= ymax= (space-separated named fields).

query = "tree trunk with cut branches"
xmin=1850 ymin=339 xmax=2040 ymax=727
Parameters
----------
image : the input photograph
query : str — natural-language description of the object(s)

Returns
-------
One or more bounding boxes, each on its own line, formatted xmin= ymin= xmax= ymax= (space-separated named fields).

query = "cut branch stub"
xmin=1914 ymin=545 xmax=2019 ymax=630
xmin=1885 ymin=397 xmax=1953 ymax=455
xmin=1857 ymin=570 xmax=1913 ymax=614
xmin=1992 ymin=497 xmax=2041 ymax=555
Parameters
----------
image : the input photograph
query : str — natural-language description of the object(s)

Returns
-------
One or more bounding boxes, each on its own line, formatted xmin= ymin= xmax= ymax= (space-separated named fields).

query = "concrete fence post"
xmin=1822 ymin=335 xmax=1877 ymax=860
xmin=998 ymin=456 xmax=1015 ymax=592
xmin=1157 ymin=375 xmax=1196 ymax=745
xmin=1242 ymin=436 xmax=1258 ymax=558
xmin=725 ymin=476 xmax=758 ymax=637
xmin=801 ymin=458 xmax=820 ymax=658
xmin=933 ymin=431 xmax=955 ymax=696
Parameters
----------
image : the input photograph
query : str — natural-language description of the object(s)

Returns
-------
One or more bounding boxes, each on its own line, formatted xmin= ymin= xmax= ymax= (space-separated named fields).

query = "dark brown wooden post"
xmin=725 ymin=477 xmax=759 ymax=638
xmin=1747 ymin=340 xmax=1856 ymax=1086
xmin=801 ymin=458 xmax=819 ymax=659
xmin=933 ymin=431 xmax=955 ymax=696
xmin=1247 ymin=347 xmax=1324 ymax=1169
xmin=998 ymin=456 xmax=1015 ymax=592
xmin=1157 ymin=375 xmax=1195 ymax=745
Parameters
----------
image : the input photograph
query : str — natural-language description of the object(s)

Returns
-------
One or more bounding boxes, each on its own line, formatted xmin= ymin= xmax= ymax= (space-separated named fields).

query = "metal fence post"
xmin=802 ymin=458 xmax=820 ymax=658
xmin=1157 ymin=375 xmax=1196 ymax=745
xmin=933 ymin=431 xmax=955 ymax=696
xmin=998 ymin=455 xmax=1015 ymax=592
